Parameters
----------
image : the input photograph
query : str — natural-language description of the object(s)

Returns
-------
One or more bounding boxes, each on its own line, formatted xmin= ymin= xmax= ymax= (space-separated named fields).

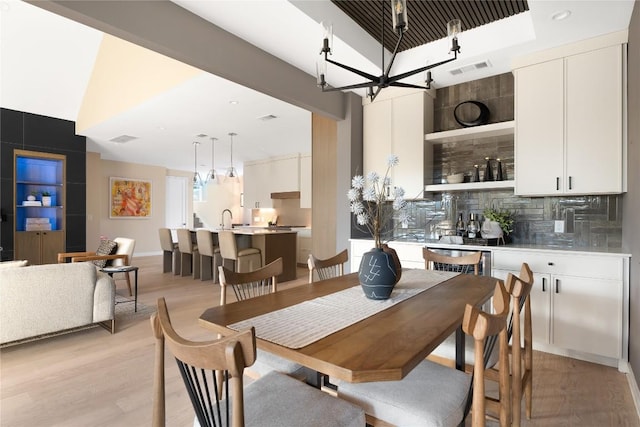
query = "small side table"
xmin=101 ymin=265 xmax=139 ymax=312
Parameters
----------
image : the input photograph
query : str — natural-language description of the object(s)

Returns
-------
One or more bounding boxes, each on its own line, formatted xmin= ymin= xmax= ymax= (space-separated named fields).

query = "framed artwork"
xmin=109 ymin=177 xmax=152 ymax=219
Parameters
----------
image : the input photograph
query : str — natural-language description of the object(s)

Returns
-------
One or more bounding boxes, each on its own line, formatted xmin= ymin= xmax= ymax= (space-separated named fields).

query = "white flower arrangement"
xmin=348 ymin=154 xmax=410 ymax=248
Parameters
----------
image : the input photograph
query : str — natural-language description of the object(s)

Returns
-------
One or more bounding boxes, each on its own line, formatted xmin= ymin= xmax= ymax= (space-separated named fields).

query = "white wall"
xmin=86 ymin=153 xmax=192 ymax=256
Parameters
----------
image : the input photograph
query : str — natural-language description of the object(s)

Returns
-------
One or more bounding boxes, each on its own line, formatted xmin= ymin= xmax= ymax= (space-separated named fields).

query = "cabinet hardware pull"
xmin=556 ymin=177 xmax=560 ymax=190
xmin=548 ymin=262 xmax=554 ymax=266
xmin=555 ymin=278 xmax=560 ymax=293
xmin=569 ymin=176 xmax=573 ymax=190
xmin=542 ymin=277 xmax=546 ymax=292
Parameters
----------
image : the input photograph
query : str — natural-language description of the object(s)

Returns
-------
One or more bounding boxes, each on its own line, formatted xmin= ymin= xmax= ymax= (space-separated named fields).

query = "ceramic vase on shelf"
xmin=483 ymin=157 xmax=494 ymax=182
xmin=42 ymin=196 xmax=52 ymax=207
xmin=495 ymin=158 xmax=504 ymax=181
xmin=358 ymin=245 xmax=401 ymax=300
xmin=481 ymin=220 xmax=503 ymax=239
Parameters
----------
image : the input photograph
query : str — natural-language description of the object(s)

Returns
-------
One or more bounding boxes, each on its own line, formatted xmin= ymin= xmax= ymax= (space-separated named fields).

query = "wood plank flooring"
xmin=1 ymin=255 xmax=638 ymax=426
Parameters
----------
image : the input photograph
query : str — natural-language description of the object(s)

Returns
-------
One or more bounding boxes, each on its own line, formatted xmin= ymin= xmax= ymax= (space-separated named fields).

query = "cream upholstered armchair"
xmin=58 ymin=237 xmax=136 ymax=296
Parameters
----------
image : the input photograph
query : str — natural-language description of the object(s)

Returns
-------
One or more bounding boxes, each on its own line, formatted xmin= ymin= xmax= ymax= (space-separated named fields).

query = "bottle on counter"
xmin=467 ymin=213 xmax=479 ymax=238
xmin=456 ymin=213 xmax=466 ymax=237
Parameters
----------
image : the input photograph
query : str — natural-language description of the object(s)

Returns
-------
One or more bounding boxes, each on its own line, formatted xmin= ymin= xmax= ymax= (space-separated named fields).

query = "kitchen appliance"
xmin=424 ymin=246 xmax=492 ymax=277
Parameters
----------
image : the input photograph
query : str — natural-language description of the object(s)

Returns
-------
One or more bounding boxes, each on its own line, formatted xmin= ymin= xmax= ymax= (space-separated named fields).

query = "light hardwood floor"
xmin=1 ymin=255 xmax=638 ymax=427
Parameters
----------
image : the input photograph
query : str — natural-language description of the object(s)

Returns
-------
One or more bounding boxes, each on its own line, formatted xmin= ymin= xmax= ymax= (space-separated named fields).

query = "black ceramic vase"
xmin=358 ymin=247 xmax=400 ymax=300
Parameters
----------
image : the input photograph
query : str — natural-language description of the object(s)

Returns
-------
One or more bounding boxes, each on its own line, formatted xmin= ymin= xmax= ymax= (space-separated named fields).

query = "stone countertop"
xmin=350 ymin=238 xmax=631 ymax=257
xmin=201 ymin=228 xmax=299 ymax=235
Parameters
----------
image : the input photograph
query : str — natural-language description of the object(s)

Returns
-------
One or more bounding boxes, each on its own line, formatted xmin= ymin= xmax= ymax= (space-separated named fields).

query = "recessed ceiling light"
xmin=229 ymin=100 xmax=239 ymax=105
xmin=551 ymin=10 xmax=571 ymax=21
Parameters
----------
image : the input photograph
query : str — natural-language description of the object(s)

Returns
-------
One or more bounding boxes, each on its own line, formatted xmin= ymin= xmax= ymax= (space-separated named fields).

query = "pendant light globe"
xmin=192 ymin=141 xmax=204 ymax=188
xmin=224 ymin=132 xmax=240 ymax=183
xmin=205 ymin=137 xmax=218 ymax=184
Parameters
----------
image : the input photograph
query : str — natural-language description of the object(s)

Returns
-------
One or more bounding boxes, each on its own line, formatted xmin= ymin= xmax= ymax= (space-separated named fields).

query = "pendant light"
xmin=317 ymin=0 xmax=461 ymax=102
xmin=192 ymin=141 xmax=204 ymax=188
xmin=205 ymin=137 xmax=218 ymax=184
xmin=224 ymin=132 xmax=240 ymax=183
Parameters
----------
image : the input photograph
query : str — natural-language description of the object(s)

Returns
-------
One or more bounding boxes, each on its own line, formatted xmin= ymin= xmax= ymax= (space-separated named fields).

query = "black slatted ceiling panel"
xmin=331 ymin=0 xmax=529 ymax=52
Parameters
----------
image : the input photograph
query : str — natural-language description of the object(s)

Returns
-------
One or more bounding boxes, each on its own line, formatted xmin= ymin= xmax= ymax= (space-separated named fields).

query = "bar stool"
xmin=177 ymin=229 xmax=200 ymax=279
xmin=218 ymin=230 xmax=261 ymax=273
xmin=158 ymin=228 xmax=180 ymax=274
xmin=195 ymin=229 xmax=222 ymax=283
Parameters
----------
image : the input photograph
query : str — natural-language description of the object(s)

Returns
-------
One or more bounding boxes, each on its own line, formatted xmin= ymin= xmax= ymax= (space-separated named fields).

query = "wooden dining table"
xmin=199 ymin=269 xmax=497 ymax=385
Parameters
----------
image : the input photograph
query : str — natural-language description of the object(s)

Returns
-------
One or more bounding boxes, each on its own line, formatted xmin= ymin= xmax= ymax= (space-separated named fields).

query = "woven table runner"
xmin=227 ymin=269 xmax=459 ymax=349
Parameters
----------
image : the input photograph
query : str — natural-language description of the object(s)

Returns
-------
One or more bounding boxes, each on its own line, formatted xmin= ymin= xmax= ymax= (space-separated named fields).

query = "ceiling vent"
xmin=449 ymin=60 xmax=492 ymax=76
xmin=258 ymin=114 xmax=277 ymax=121
xmin=109 ymin=135 xmax=138 ymax=144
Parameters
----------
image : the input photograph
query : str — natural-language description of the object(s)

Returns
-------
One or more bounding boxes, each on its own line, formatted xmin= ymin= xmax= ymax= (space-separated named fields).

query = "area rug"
xmin=0 ymin=295 xmax=155 ymax=348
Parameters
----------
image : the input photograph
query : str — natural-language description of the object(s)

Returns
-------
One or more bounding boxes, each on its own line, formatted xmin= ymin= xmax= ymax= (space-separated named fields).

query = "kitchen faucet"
xmin=221 ymin=209 xmax=233 ymax=229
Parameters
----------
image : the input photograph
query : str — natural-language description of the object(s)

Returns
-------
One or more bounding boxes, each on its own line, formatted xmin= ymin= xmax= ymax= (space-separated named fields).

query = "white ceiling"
xmin=0 ymin=0 xmax=635 ymax=177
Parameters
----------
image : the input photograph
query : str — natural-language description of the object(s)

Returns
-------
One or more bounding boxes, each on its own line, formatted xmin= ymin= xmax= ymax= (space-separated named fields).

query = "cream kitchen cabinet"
xmin=363 ymin=91 xmax=433 ymax=199
xmin=243 ymin=160 xmax=272 ymax=209
xmin=514 ymin=44 xmax=625 ymax=196
xmin=244 ymin=154 xmax=302 ymax=209
xmin=492 ymin=249 xmax=626 ymax=368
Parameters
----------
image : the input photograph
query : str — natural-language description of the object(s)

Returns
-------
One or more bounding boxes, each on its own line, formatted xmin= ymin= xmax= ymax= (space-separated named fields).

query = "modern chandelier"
xmin=224 ymin=132 xmax=240 ymax=183
xmin=192 ymin=141 xmax=204 ymax=188
xmin=316 ymin=0 xmax=462 ymax=102
xmin=205 ymin=137 xmax=218 ymax=184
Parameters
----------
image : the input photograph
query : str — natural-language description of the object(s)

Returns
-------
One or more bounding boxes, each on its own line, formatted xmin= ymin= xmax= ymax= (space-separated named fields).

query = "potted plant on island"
xmin=41 ymin=191 xmax=52 ymax=207
xmin=348 ymin=154 xmax=409 ymax=300
xmin=482 ymin=207 xmax=515 ymax=244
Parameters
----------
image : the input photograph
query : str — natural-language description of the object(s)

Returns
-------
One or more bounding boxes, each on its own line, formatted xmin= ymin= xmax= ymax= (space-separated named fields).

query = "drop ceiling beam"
xmin=28 ymin=0 xmax=346 ymax=121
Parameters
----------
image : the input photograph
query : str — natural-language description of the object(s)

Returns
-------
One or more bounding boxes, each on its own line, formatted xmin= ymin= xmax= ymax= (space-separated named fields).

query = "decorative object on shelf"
xmin=27 ymin=192 xmax=36 ymax=202
xmin=109 ymin=177 xmax=152 ymax=219
xmin=224 ymin=133 xmax=240 ymax=183
xmin=482 ymin=207 xmax=515 ymax=244
xmin=472 ymin=165 xmax=480 ymax=182
xmin=348 ymin=154 xmax=408 ymax=299
xmin=41 ymin=191 xmax=52 ymax=207
xmin=453 ymin=100 xmax=491 ymax=127
xmin=495 ymin=158 xmax=504 ymax=181
xmin=483 ymin=157 xmax=494 ymax=182
xmin=205 ymin=137 xmax=218 ymax=185
xmin=446 ymin=173 xmax=465 ymax=184
xmin=317 ymin=0 xmax=461 ymax=102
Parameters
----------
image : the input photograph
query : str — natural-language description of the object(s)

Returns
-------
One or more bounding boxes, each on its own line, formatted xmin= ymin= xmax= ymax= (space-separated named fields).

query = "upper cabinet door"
xmin=515 ymin=58 xmax=565 ymax=196
xmin=363 ymin=98 xmax=392 ymax=182
xmin=392 ymin=92 xmax=428 ymax=199
xmin=363 ymin=91 xmax=431 ymax=199
xmin=515 ymin=44 xmax=625 ymax=196
xmin=565 ymin=45 xmax=623 ymax=194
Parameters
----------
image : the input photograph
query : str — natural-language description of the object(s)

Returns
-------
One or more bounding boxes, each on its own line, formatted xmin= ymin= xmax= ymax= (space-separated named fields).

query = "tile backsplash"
xmin=394 ymin=191 xmax=622 ymax=249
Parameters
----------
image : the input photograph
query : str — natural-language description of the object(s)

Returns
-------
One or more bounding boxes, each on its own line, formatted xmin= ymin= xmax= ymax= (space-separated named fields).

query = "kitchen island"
xmin=204 ymin=228 xmax=298 ymax=282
